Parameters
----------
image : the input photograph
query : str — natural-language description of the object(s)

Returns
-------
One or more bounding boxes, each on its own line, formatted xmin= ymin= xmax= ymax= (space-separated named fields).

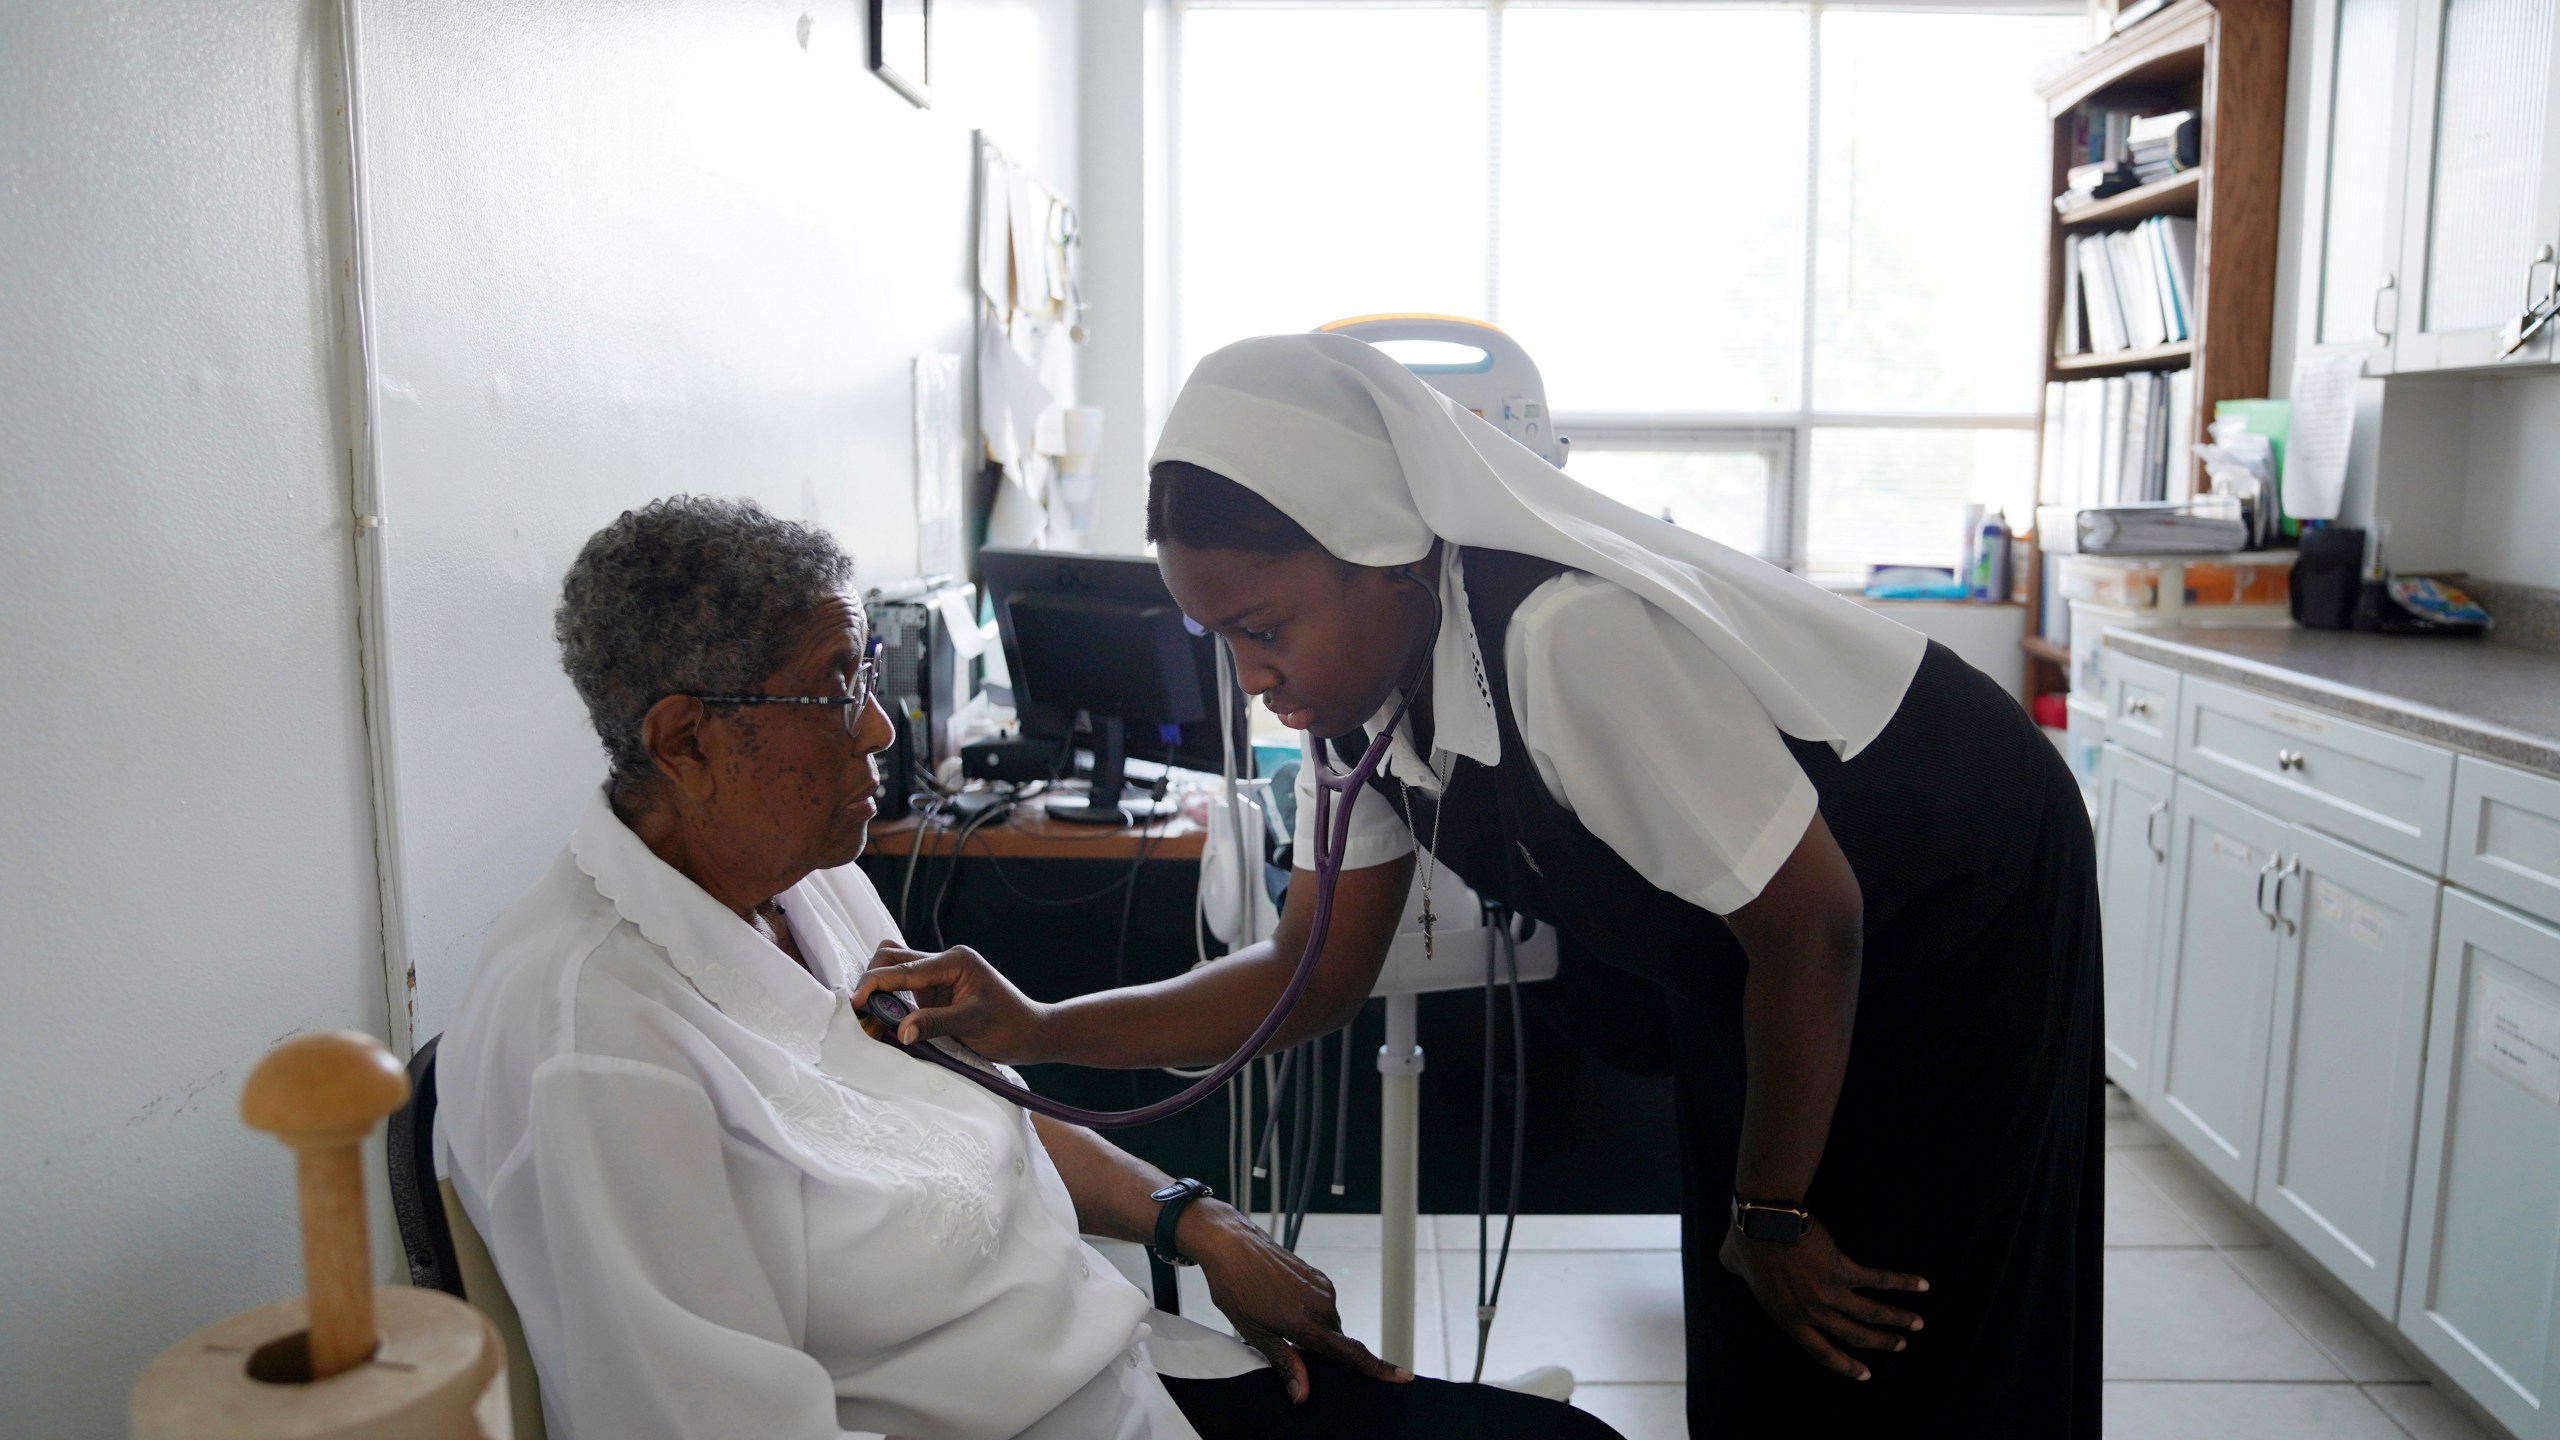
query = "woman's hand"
xmin=853 ymin=945 xmax=1054 ymax=1063
xmin=1718 ymin=1215 xmax=1927 ymax=1382
xmin=1178 ymin=1202 xmax=1411 ymax=1402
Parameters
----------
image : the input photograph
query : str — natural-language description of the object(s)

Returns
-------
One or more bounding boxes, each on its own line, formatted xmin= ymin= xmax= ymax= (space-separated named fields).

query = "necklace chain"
xmin=1395 ymin=742 xmax=1454 ymax=961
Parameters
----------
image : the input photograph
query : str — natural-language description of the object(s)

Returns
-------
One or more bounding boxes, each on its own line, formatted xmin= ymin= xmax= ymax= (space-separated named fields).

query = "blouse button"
xmin=1080 ymin=1261 xmax=1092 ymax=1279
xmin=1013 ymin=1157 xmax=1026 ymax=1175
xmin=928 ymin=1075 xmax=948 ymax=1093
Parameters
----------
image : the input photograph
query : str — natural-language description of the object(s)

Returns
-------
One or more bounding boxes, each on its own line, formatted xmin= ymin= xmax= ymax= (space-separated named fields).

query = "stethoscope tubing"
xmin=865 ymin=574 xmax=1444 ymax=1130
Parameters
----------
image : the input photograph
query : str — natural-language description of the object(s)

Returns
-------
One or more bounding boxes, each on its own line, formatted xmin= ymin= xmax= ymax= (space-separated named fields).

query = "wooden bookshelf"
xmin=2054 ymin=339 xmax=2196 ymax=373
xmin=2022 ymin=0 xmax=2291 ymax=705
xmin=2057 ymin=166 xmax=2205 ymax=227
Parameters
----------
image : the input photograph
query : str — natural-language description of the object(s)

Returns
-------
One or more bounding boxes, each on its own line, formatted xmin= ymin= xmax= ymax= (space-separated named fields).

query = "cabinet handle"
xmin=2498 ymin=245 xmax=2560 ymax=357
xmin=2127 ymin=697 xmax=2155 ymax=719
xmin=2145 ymin=800 xmax=2169 ymax=862
xmin=2256 ymin=853 xmax=2284 ymax=929
xmin=2272 ymin=856 xmax=2302 ymax=937
xmin=2276 ymin=748 xmax=2307 ymax=772
xmin=2373 ymin=273 xmax=2397 ymax=340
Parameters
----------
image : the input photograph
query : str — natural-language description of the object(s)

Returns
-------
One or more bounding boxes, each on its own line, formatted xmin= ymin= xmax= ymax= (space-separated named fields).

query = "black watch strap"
xmin=1732 ymin=1195 xmax=1813 ymax=1244
xmin=1151 ymin=1178 xmax=1213 ymax=1266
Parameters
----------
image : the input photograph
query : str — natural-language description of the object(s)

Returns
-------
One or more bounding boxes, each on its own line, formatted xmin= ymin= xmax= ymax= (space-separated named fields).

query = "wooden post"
xmin=238 ymin=1030 xmax=411 ymax=1380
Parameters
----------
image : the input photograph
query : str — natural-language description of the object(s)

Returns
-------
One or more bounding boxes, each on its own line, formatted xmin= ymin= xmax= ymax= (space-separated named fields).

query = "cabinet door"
xmin=2254 ymin=826 xmax=2442 ymax=1315
xmin=2393 ymin=0 xmax=2560 ymax=370
xmin=2151 ymin=777 xmax=2291 ymax=1197
xmin=2098 ymin=745 xmax=2177 ymax=1103
xmin=2303 ymin=0 xmax=2420 ymax=367
xmin=2398 ymin=890 xmax=2560 ymax=1439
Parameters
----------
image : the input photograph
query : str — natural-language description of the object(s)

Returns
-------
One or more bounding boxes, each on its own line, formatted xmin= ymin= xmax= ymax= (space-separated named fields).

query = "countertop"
xmin=2103 ymin=626 xmax=2560 ymax=778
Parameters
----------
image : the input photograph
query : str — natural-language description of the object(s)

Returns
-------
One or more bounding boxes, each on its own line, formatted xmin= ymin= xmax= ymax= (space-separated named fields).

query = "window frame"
xmin=1164 ymin=0 xmax=2076 ymax=579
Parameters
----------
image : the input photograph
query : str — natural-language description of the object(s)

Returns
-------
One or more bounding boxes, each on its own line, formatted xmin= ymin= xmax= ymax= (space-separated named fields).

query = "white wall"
xmin=352 ymin=0 xmax=1083 ymax=1041
xmin=0 ymin=5 xmax=389 ymax=1435
xmin=1 ymin=1 xmax=1084 ymax=1429
xmin=2461 ymin=374 xmax=2560 ymax=589
xmin=1078 ymin=0 xmax=1162 ymax=556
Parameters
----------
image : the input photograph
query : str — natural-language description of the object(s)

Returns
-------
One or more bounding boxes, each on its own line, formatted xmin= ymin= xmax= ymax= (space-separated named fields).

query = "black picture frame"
xmin=869 ymin=0 xmax=929 ymax=108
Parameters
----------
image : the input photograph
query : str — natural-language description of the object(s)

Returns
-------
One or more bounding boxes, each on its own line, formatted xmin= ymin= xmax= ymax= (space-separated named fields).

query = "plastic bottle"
xmin=1973 ymin=511 xmax=2011 ymax=600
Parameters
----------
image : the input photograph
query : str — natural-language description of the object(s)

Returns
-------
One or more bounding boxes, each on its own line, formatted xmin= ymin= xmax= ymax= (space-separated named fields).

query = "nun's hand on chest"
xmin=1718 ymin=1216 xmax=1929 ymax=1383
xmin=852 ymin=944 xmax=1053 ymax=1063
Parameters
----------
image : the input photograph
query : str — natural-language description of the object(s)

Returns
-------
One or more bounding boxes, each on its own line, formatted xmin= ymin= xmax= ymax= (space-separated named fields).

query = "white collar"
xmin=569 ymin=789 xmax=841 ymax=1064
xmin=1370 ymin=548 xmax=1500 ymax=788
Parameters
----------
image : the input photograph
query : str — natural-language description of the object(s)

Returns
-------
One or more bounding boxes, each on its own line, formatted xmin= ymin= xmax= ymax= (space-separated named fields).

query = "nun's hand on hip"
xmin=854 ymin=945 xmax=1054 ymax=1062
xmin=1718 ymin=1216 xmax=1928 ymax=1382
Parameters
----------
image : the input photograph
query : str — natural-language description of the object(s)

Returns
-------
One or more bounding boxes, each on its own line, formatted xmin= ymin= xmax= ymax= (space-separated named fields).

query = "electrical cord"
xmin=1472 ymin=909 xmax=1531 ymax=1383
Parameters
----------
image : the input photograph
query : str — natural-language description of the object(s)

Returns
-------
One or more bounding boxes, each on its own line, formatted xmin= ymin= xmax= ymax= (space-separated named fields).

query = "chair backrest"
xmin=387 ymin=1035 xmax=548 ymax=1440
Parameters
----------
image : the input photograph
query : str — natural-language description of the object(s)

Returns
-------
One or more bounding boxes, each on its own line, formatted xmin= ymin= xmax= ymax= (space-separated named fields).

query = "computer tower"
xmin=867 ymin=582 xmax=975 ymax=821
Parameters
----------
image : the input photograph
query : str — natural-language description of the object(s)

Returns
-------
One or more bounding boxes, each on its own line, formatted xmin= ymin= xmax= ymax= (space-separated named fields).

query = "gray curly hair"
xmin=556 ymin=496 xmax=856 ymax=797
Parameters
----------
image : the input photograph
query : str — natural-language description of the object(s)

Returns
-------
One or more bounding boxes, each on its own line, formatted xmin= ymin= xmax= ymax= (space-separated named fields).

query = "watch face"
xmin=1742 ymin=1207 xmax=1805 ymax=1243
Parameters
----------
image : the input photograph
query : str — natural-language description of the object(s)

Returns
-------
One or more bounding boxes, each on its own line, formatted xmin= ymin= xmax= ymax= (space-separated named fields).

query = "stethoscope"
xmin=859 ymin=571 xmax=1444 ymax=1129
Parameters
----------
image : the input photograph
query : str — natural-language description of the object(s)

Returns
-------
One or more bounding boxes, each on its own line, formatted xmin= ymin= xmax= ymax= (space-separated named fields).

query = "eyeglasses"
xmin=691 ymin=634 xmax=887 ymax=735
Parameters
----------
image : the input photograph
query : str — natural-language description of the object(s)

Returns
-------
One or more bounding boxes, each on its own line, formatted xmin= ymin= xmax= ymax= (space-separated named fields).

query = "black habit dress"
xmin=1345 ymin=546 xmax=2104 ymax=1437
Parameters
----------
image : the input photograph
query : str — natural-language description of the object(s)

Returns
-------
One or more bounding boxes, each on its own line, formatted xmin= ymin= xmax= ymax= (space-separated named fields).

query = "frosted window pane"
xmin=1498 ymin=7 xmax=1810 ymax=413
xmin=1178 ymin=10 xmax=1487 ymax=377
xmin=1562 ymin=449 xmax=1776 ymax=557
xmin=2423 ymin=0 xmax=2555 ymax=333
xmin=1812 ymin=12 xmax=2086 ymax=413
xmin=2318 ymin=0 xmax=2401 ymax=343
xmin=1807 ymin=428 xmax=2036 ymax=576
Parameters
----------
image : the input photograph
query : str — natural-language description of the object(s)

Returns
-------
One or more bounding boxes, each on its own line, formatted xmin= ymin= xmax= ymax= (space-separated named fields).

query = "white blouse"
xmin=441 ymin=791 xmax=1260 ymax=1440
xmin=1297 ymin=554 xmax=1822 ymax=915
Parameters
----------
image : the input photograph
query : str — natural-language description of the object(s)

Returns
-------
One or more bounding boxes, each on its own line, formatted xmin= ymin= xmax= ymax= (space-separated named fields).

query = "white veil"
xmin=1150 ymin=332 xmax=1926 ymax=759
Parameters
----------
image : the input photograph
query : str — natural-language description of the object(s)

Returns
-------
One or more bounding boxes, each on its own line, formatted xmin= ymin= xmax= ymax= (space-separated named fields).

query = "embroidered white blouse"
xmin=441 ymin=791 xmax=1260 ymax=1440
xmin=1295 ymin=552 xmax=1824 ymax=915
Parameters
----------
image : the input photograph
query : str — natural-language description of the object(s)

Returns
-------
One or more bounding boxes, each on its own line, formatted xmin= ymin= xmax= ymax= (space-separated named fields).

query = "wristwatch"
xmin=1731 ymin=1196 xmax=1813 ymax=1244
xmin=1151 ymin=1178 xmax=1215 ymax=1266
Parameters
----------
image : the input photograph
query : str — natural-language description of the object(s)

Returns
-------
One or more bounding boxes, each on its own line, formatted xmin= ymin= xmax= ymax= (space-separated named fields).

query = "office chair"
xmin=386 ymin=1035 xmax=547 ymax=1440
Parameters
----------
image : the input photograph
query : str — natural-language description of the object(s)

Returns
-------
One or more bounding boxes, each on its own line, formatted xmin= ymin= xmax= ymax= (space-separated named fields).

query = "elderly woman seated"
xmin=441 ymin=498 xmax=1619 ymax=1440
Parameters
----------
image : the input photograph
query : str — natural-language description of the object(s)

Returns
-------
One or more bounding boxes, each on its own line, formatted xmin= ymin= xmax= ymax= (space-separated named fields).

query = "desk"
xmin=867 ymin=806 xmax=1207 ymax=861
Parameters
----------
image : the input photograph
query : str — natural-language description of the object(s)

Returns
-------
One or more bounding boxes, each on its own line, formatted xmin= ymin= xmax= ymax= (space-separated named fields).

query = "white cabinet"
xmin=2151 ymin=777 xmax=2293 ymax=1197
xmin=2253 ymin=825 xmax=2442 ymax=1315
xmin=2105 ymin=652 xmax=2182 ymax=767
xmin=2300 ymin=0 xmax=2420 ymax=364
xmin=2176 ymin=676 xmax=2456 ymax=873
xmin=2098 ymin=744 xmax=2176 ymax=1103
xmin=2447 ymin=755 xmax=2560 ymax=921
xmin=2398 ymin=889 xmax=2560 ymax=1439
xmin=2391 ymin=0 xmax=2560 ymax=369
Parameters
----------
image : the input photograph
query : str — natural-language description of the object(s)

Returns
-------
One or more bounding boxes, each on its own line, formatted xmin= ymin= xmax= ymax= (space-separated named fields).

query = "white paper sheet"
xmin=912 ymin=353 xmax=965 ymax=577
xmin=2284 ymin=347 xmax=2365 ymax=521
xmin=977 ymin=316 xmax=1053 ymax=474
xmin=2475 ymin=969 xmax=2560 ymax=1108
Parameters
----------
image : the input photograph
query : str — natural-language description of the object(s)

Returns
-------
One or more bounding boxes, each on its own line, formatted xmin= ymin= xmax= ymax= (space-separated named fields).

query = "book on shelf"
xmin=2055 ymin=215 xmax=2197 ymax=357
xmin=2056 ymin=107 xmax=2201 ymax=206
xmin=2038 ymin=369 xmax=2193 ymax=514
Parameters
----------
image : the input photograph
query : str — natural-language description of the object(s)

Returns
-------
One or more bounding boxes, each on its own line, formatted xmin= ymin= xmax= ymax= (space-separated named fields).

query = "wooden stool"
xmin=131 ymin=1031 xmax=505 ymax=1439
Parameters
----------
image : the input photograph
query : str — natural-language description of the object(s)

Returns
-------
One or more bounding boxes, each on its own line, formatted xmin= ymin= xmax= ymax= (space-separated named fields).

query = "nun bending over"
xmin=439 ymin=496 xmax=1620 ymax=1440
xmin=862 ymin=334 xmax=2106 ymax=1437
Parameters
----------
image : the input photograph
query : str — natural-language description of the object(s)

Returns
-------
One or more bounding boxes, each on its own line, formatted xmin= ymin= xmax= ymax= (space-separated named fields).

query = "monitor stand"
xmin=1047 ymin=715 xmax=1134 ymax=826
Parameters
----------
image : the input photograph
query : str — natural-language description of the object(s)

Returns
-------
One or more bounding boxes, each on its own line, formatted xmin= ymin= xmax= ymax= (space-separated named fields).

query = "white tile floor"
xmin=1095 ymin=1085 xmax=2506 ymax=1438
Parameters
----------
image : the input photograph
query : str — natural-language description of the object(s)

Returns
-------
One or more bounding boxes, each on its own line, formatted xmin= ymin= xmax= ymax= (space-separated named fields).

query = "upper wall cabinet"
xmin=2301 ymin=0 xmax=2419 ymax=367
xmin=2395 ymin=0 xmax=2560 ymax=368
xmin=2299 ymin=0 xmax=2560 ymax=372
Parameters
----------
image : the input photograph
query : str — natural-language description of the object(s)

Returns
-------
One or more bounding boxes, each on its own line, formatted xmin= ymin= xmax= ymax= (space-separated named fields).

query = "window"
xmin=1171 ymin=1 xmax=2083 ymax=578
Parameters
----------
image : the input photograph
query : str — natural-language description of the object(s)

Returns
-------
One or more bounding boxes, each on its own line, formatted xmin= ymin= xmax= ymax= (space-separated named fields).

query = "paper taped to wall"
xmin=2283 ymin=348 xmax=2364 ymax=521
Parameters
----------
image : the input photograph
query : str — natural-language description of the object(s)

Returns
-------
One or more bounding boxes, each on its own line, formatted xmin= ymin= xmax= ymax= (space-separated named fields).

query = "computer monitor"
xmin=979 ymin=547 xmax=1251 ymax=824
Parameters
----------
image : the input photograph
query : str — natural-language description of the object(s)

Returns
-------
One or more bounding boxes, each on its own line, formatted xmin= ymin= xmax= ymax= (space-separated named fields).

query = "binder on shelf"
xmin=2053 ymin=215 xmax=2201 ymax=359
